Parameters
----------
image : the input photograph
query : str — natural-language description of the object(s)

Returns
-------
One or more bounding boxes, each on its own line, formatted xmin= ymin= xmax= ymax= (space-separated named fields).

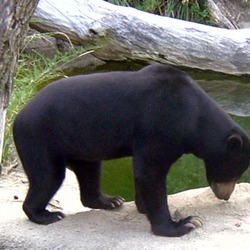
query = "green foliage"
xmin=102 ymin=158 xmax=135 ymax=200
xmin=108 ymin=0 xmax=210 ymax=23
xmin=245 ymin=0 xmax=250 ymax=7
xmin=3 ymin=37 xmax=95 ymax=165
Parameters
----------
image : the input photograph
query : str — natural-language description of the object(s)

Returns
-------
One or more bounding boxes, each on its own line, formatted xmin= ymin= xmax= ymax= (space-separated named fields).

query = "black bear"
xmin=13 ymin=64 xmax=250 ymax=237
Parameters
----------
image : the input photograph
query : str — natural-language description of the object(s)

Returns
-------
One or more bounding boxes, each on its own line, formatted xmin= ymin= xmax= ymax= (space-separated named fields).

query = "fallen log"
xmin=31 ymin=0 xmax=250 ymax=75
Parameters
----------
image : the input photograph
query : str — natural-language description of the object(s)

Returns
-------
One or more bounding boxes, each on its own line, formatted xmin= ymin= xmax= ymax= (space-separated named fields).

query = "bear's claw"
xmin=109 ymin=196 xmax=125 ymax=209
xmin=24 ymin=209 xmax=65 ymax=225
xmin=151 ymin=216 xmax=203 ymax=237
xmin=184 ymin=216 xmax=203 ymax=229
xmin=83 ymin=194 xmax=125 ymax=210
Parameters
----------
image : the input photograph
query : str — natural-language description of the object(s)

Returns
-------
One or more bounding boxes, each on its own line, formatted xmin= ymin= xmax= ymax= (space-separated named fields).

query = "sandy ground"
xmin=0 ymin=169 xmax=250 ymax=249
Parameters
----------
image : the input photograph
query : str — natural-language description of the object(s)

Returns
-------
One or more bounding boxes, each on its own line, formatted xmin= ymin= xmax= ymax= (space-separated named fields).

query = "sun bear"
xmin=13 ymin=64 xmax=250 ymax=237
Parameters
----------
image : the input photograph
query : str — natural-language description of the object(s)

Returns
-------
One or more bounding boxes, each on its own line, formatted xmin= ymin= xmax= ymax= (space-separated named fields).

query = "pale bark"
xmin=0 ymin=0 xmax=39 ymax=163
xmin=31 ymin=0 xmax=250 ymax=76
xmin=207 ymin=0 xmax=250 ymax=29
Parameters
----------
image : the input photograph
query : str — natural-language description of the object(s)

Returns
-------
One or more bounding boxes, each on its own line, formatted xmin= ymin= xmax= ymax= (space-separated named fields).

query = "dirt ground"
xmin=0 ymin=168 xmax=250 ymax=249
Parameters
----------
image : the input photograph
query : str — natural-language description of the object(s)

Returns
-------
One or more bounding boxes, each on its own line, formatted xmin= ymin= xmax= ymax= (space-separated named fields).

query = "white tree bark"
xmin=32 ymin=0 xmax=250 ymax=75
xmin=0 ymin=0 xmax=38 ymax=164
xmin=207 ymin=0 xmax=250 ymax=29
xmin=206 ymin=0 xmax=237 ymax=29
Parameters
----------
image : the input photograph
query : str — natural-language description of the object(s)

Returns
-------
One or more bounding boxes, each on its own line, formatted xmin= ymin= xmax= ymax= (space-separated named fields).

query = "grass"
xmin=245 ymin=0 xmax=250 ymax=7
xmin=108 ymin=0 xmax=210 ymax=24
xmin=3 ymin=40 xmax=96 ymax=166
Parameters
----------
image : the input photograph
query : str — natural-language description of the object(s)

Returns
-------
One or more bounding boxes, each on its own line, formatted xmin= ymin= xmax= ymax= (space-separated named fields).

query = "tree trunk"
xmin=31 ymin=0 xmax=250 ymax=76
xmin=207 ymin=0 xmax=250 ymax=29
xmin=0 ymin=0 xmax=39 ymax=164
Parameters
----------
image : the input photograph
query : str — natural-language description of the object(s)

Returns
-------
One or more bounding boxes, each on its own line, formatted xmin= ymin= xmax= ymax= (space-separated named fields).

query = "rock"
xmin=0 ymin=170 xmax=250 ymax=249
xmin=22 ymin=29 xmax=59 ymax=58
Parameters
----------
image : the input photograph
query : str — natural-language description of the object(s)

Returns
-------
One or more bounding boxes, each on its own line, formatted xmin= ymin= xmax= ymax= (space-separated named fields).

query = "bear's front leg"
xmin=69 ymin=160 xmax=125 ymax=210
xmin=133 ymin=159 xmax=202 ymax=237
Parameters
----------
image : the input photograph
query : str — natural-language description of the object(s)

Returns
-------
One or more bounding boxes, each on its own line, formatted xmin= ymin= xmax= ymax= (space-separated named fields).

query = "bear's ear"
xmin=227 ymin=134 xmax=243 ymax=151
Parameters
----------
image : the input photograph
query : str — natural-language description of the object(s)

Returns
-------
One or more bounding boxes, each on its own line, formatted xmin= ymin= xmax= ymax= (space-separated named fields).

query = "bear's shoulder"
xmin=139 ymin=63 xmax=194 ymax=91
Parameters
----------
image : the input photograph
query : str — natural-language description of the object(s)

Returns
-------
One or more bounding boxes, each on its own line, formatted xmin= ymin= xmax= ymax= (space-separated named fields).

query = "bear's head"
xmin=205 ymin=134 xmax=250 ymax=201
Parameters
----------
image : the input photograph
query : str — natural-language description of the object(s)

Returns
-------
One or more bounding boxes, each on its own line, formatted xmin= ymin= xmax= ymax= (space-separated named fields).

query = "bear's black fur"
xmin=13 ymin=64 xmax=250 ymax=237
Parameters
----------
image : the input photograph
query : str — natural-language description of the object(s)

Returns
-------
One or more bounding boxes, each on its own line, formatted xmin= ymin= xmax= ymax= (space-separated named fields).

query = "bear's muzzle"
xmin=210 ymin=181 xmax=236 ymax=201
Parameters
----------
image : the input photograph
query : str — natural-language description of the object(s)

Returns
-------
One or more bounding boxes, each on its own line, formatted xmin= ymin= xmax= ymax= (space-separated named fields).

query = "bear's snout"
xmin=210 ymin=181 xmax=236 ymax=201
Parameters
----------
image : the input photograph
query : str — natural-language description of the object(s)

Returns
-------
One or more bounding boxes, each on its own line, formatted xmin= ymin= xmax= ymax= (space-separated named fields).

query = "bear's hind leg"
xmin=69 ymin=160 xmax=124 ymax=209
xmin=22 ymin=157 xmax=66 ymax=225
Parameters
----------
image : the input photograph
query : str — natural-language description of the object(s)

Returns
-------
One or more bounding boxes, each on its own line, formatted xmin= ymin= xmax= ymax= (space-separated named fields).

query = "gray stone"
xmin=23 ymin=29 xmax=58 ymax=58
